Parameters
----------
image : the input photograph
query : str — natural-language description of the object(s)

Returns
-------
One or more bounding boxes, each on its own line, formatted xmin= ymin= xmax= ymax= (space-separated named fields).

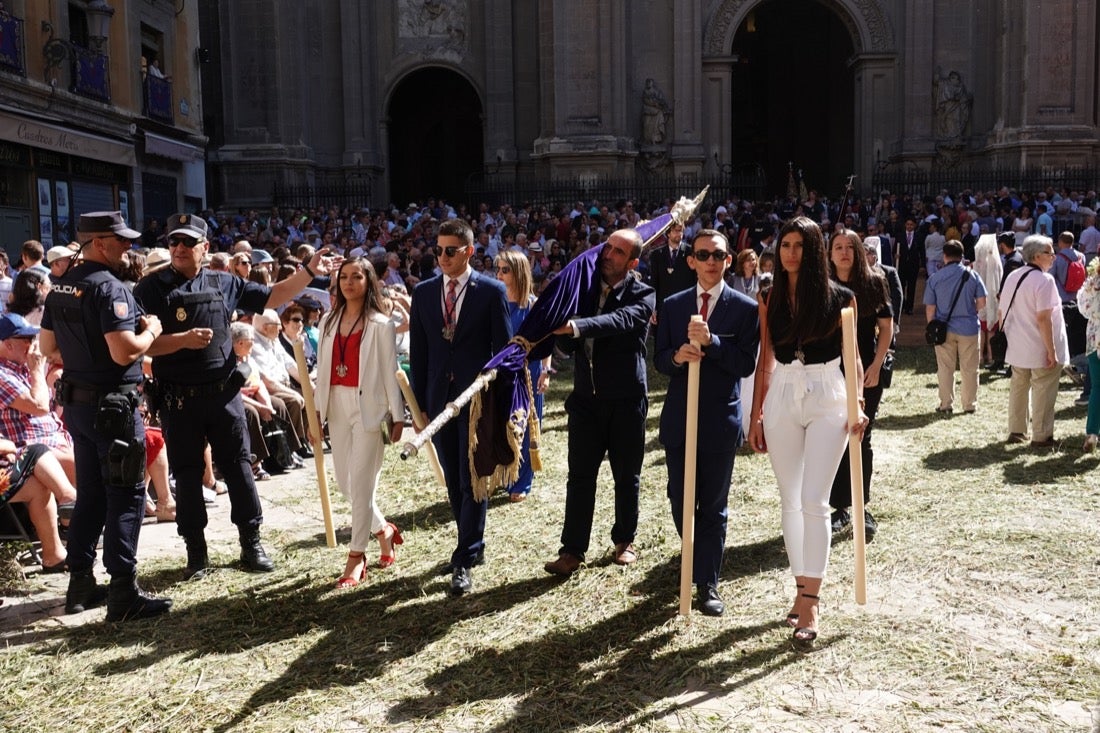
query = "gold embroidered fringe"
xmin=467 ymin=335 xmax=541 ymax=501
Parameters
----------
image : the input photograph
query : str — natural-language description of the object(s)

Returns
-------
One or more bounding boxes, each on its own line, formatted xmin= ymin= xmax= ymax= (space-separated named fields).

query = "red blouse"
xmin=330 ymin=330 xmax=362 ymax=387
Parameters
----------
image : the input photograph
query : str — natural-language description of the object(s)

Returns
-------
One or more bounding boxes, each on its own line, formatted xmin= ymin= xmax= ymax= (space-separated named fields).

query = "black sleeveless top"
xmin=769 ymin=282 xmax=853 ymax=364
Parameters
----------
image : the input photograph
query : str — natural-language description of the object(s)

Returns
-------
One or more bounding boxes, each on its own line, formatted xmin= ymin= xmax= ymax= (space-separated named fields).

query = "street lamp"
xmin=85 ymin=0 xmax=116 ymax=52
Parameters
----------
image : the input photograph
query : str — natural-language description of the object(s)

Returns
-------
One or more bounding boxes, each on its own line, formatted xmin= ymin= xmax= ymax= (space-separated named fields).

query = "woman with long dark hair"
xmin=314 ymin=257 xmax=404 ymax=587
xmin=747 ymin=216 xmax=868 ymax=650
xmin=827 ymin=228 xmax=893 ymax=543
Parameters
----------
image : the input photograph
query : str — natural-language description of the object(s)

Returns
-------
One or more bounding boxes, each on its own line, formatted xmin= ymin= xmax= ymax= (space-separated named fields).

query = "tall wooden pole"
xmin=840 ymin=307 xmax=867 ymax=605
xmin=395 ymin=369 xmax=448 ymax=490
xmin=292 ymin=339 xmax=336 ymax=548
xmin=678 ymin=315 xmax=703 ymax=616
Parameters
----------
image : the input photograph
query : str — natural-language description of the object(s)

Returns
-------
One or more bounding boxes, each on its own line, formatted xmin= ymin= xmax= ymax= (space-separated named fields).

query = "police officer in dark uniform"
xmin=39 ymin=211 xmax=172 ymax=622
xmin=133 ymin=213 xmax=335 ymax=579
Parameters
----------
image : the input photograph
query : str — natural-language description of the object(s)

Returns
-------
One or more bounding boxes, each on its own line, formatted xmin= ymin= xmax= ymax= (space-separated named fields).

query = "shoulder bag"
xmin=925 ymin=269 xmax=972 ymax=346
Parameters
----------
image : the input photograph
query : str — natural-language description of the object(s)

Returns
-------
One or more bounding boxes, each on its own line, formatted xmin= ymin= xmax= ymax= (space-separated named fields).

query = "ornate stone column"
xmin=531 ymin=0 xmax=636 ymax=176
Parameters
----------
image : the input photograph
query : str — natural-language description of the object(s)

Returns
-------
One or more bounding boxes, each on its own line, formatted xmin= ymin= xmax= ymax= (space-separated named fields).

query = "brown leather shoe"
xmin=612 ymin=542 xmax=637 ymax=566
xmin=544 ymin=552 xmax=581 ymax=576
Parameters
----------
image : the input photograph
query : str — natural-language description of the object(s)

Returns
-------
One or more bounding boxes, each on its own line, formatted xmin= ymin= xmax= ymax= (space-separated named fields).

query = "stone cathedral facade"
xmin=199 ymin=0 xmax=1100 ymax=210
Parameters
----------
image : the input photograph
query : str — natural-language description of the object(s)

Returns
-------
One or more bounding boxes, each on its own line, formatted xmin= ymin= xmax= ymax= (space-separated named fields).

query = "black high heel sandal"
xmin=792 ymin=593 xmax=819 ymax=650
xmin=784 ymin=584 xmax=805 ymax=628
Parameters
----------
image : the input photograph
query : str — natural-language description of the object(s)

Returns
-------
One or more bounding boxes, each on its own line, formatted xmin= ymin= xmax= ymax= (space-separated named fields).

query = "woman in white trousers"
xmin=315 ymin=258 xmax=405 ymax=588
xmin=748 ymin=217 xmax=868 ymax=649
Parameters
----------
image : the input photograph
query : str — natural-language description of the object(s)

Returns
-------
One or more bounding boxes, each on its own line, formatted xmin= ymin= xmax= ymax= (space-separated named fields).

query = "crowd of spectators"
xmin=131 ymin=185 xmax=1098 ymax=302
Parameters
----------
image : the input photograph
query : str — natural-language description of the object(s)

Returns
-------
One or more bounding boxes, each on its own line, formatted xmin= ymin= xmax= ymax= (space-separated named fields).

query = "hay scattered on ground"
xmin=1 ymin=346 xmax=1098 ymax=732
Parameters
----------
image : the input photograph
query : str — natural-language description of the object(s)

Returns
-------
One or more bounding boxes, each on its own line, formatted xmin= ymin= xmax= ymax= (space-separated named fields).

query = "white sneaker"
xmin=1084 ymin=434 xmax=1098 ymax=453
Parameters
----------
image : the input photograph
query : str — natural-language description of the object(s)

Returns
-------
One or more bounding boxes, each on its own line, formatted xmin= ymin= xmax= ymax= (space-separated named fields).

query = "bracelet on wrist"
xmin=302 ymin=262 xmax=316 ymax=278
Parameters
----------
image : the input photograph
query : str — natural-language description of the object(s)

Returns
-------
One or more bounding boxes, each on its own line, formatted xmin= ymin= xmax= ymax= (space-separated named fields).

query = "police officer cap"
xmin=167 ymin=213 xmax=209 ymax=239
xmin=252 ymin=249 xmax=275 ymax=265
xmin=0 ymin=313 xmax=40 ymax=340
xmin=77 ymin=211 xmax=141 ymax=240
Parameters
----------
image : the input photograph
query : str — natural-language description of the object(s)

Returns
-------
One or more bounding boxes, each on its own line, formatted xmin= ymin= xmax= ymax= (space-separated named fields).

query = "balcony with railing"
xmin=143 ymin=74 xmax=173 ymax=124
xmin=0 ymin=8 xmax=26 ymax=76
xmin=71 ymin=45 xmax=110 ymax=102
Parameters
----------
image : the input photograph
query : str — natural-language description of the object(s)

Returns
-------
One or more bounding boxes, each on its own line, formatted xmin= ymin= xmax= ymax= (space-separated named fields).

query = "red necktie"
xmin=445 ymin=279 xmax=458 ymax=328
xmin=700 ymin=292 xmax=710 ymax=320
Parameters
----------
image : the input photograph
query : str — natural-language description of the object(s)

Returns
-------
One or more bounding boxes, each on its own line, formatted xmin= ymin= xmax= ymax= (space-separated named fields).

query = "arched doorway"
xmin=387 ymin=67 xmax=484 ymax=209
xmin=729 ymin=0 xmax=855 ymax=197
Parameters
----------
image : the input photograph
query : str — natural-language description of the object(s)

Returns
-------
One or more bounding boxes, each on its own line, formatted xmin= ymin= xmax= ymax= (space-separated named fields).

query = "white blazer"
xmin=314 ymin=310 xmax=403 ymax=429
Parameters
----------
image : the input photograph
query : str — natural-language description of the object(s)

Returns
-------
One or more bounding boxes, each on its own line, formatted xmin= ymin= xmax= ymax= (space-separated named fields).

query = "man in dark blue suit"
xmin=544 ymin=229 xmax=655 ymax=576
xmin=655 ymin=229 xmax=760 ymax=616
xmin=648 ymin=222 xmax=696 ymax=322
xmin=409 ymin=218 xmax=512 ymax=596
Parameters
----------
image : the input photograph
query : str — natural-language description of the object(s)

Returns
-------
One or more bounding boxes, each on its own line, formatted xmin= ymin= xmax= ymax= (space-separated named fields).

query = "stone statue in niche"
xmin=641 ymin=78 xmax=670 ymax=146
xmin=933 ymin=68 xmax=973 ymax=142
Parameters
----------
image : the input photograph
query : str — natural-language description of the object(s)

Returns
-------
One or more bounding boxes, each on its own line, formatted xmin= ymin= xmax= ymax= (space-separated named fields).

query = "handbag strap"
xmin=942 ymin=267 xmax=972 ymax=320
xmin=998 ymin=266 xmax=1038 ymax=329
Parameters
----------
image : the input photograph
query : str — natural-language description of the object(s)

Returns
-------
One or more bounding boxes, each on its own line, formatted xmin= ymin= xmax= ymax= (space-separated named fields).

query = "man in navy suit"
xmin=655 ymin=229 xmax=760 ymax=616
xmin=544 ymin=229 xmax=656 ymax=576
xmin=648 ymin=222 xmax=696 ymax=321
xmin=409 ymin=218 xmax=512 ymax=596
xmin=896 ymin=216 xmax=923 ymax=315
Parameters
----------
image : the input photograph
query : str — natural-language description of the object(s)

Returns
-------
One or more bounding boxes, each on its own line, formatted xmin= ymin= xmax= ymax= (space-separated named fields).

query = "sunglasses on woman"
xmin=494 ymin=266 xmax=512 ymax=274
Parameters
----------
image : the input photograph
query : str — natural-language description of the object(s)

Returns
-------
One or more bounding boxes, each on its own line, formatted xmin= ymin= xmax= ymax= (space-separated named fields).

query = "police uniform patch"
xmin=113 ymin=301 xmax=129 ymax=318
xmin=176 ymin=307 xmax=187 ymax=322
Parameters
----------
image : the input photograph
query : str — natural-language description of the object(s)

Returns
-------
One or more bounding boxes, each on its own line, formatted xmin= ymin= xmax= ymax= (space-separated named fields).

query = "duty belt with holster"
xmin=149 ymin=361 xmax=251 ymax=411
xmin=55 ymin=379 xmax=145 ymax=486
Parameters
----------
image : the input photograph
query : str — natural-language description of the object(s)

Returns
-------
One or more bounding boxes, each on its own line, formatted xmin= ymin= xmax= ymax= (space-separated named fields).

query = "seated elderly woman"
xmin=230 ymin=322 xmax=305 ymax=478
xmin=1 ymin=437 xmax=78 ymax=571
xmin=249 ymin=310 xmax=310 ymax=459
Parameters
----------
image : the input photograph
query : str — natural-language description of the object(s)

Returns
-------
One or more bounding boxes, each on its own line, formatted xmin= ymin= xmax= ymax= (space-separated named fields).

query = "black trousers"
xmin=665 ymin=444 xmax=736 ymax=588
xmin=559 ymin=394 xmax=647 ymax=560
xmin=829 ymin=382 xmax=884 ymax=509
xmin=62 ymin=402 xmax=146 ymax=577
xmin=161 ymin=389 xmax=263 ymax=535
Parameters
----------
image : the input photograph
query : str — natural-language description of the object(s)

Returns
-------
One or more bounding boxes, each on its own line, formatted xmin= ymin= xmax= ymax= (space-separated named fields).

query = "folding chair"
xmin=0 ymin=502 xmax=43 ymax=567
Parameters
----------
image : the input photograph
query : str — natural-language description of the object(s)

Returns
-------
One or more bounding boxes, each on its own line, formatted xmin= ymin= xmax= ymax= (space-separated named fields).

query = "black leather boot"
xmin=182 ymin=532 xmax=209 ymax=580
xmin=105 ymin=573 xmax=172 ymax=622
xmin=65 ymin=568 xmax=108 ymax=614
xmin=239 ymin=527 xmax=275 ymax=572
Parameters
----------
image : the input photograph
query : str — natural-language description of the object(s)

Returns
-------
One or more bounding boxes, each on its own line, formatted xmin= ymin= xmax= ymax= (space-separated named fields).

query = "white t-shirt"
xmin=1001 ymin=266 xmax=1069 ymax=369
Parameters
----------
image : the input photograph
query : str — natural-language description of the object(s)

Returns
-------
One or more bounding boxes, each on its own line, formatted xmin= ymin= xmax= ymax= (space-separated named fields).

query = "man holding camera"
xmin=133 ymin=213 xmax=335 ymax=581
xmin=40 ymin=211 xmax=170 ymax=622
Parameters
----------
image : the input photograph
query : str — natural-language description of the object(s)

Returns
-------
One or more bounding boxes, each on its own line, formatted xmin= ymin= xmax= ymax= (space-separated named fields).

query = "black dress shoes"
xmin=863 ymin=510 xmax=878 ymax=543
xmin=830 ymin=508 xmax=852 ymax=533
xmin=450 ymin=566 xmax=472 ymax=596
xmin=698 ymin=584 xmax=725 ymax=617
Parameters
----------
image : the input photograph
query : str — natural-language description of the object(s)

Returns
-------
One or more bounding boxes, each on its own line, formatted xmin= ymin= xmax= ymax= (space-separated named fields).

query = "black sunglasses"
xmin=690 ymin=249 xmax=728 ymax=262
xmin=495 ymin=266 xmax=512 ymax=274
xmin=434 ymin=245 xmax=468 ymax=258
xmin=288 ymin=317 xmax=304 ymax=323
xmin=169 ymin=237 xmax=201 ymax=248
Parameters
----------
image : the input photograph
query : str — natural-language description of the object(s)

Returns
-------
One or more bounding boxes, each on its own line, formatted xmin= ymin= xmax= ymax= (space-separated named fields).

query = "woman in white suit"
xmin=315 ymin=257 xmax=405 ymax=588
